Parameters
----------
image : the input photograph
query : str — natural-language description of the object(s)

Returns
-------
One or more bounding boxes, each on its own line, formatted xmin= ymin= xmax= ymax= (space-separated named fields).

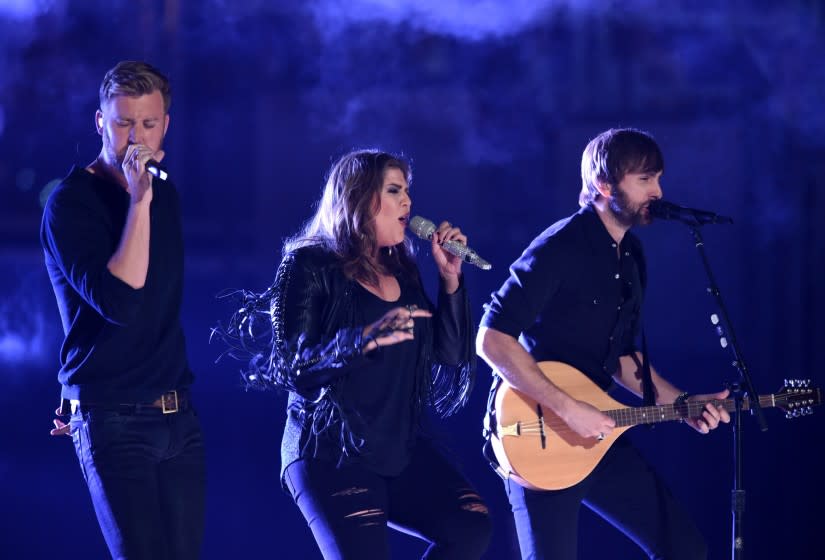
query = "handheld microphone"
xmin=408 ymin=216 xmax=492 ymax=270
xmin=146 ymin=159 xmax=169 ymax=181
xmin=649 ymin=199 xmax=732 ymax=226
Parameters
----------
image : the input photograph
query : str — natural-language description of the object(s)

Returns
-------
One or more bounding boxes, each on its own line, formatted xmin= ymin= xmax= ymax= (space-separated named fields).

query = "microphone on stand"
xmin=649 ymin=199 xmax=732 ymax=226
xmin=408 ymin=216 xmax=492 ymax=270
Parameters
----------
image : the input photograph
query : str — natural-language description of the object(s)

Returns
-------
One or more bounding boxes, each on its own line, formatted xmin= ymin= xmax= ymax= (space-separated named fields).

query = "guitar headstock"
xmin=776 ymin=380 xmax=821 ymax=419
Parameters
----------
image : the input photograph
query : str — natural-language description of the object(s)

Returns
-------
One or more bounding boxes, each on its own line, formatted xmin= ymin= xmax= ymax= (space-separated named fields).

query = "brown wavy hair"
xmin=284 ymin=149 xmax=418 ymax=286
xmin=579 ymin=128 xmax=664 ymax=207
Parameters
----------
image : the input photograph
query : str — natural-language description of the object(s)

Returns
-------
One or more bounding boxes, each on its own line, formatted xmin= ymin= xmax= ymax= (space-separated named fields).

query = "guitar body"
xmin=491 ymin=361 xmax=820 ymax=492
xmin=492 ymin=361 xmax=630 ymax=491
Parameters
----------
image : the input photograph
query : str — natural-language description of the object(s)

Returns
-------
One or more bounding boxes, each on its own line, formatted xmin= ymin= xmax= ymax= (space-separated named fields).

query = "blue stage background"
xmin=1 ymin=1 xmax=823 ymax=558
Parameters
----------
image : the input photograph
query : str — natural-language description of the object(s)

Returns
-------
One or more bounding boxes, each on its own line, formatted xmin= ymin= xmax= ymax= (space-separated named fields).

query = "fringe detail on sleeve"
xmin=211 ymin=285 xmax=281 ymax=391
xmin=430 ymin=360 xmax=475 ymax=417
xmin=417 ymin=286 xmax=477 ymax=418
xmin=303 ymin=384 xmax=366 ymax=459
xmin=212 ymin=266 xmax=367 ymax=458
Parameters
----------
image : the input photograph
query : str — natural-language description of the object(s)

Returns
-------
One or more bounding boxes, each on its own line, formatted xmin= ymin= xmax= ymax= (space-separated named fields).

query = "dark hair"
xmin=579 ymin=128 xmax=664 ymax=207
xmin=99 ymin=60 xmax=171 ymax=113
xmin=285 ymin=149 xmax=417 ymax=286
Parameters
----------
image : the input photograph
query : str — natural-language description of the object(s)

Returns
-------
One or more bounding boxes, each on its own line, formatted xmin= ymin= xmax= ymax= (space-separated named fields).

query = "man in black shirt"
xmin=477 ymin=128 xmax=729 ymax=559
xmin=41 ymin=61 xmax=204 ymax=559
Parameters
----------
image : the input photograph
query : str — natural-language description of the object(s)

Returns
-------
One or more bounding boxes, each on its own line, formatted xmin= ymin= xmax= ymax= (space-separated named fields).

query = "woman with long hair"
xmin=222 ymin=149 xmax=491 ymax=558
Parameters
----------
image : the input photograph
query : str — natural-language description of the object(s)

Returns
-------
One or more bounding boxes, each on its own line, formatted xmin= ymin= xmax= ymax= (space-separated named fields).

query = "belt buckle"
xmin=161 ymin=390 xmax=179 ymax=414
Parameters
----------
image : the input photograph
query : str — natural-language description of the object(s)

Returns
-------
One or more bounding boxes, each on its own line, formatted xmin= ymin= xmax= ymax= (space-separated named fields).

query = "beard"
xmin=99 ymin=130 xmax=164 ymax=174
xmin=609 ymin=184 xmax=651 ymax=227
xmin=100 ymin=134 xmax=128 ymax=174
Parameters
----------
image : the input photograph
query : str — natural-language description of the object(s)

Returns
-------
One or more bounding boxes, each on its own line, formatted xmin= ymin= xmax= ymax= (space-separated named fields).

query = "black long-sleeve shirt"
xmin=40 ymin=166 xmax=193 ymax=403
xmin=480 ymin=205 xmax=646 ymax=390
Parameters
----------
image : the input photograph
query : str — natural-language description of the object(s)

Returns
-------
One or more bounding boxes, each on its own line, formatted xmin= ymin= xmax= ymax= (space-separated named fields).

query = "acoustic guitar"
xmin=491 ymin=361 xmax=820 ymax=491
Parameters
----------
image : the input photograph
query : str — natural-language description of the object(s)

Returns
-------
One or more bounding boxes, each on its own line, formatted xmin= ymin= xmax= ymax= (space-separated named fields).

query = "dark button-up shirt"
xmin=480 ymin=205 xmax=645 ymax=390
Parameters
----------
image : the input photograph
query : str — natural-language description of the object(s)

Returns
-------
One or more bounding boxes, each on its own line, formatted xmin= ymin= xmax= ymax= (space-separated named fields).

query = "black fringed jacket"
xmin=269 ymin=245 xmax=475 ymax=482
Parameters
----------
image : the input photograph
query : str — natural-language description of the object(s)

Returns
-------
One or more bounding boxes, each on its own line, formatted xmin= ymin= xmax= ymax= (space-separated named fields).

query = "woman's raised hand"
xmin=361 ymin=304 xmax=432 ymax=353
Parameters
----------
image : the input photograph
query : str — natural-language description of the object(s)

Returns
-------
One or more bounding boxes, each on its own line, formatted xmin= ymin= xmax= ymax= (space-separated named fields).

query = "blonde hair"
xmin=99 ymin=60 xmax=171 ymax=113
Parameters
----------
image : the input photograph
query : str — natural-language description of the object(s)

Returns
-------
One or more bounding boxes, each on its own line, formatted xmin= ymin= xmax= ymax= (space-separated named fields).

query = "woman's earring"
xmin=388 ymin=245 xmax=394 ymax=256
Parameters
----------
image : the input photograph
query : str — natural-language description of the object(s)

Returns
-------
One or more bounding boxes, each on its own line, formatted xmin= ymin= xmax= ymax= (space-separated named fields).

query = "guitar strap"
xmin=639 ymin=327 xmax=655 ymax=407
xmin=631 ymin=233 xmax=655 ymax=407
xmin=482 ymin=374 xmax=508 ymax=480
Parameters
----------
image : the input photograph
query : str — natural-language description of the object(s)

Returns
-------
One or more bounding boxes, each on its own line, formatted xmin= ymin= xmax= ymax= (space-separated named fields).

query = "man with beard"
xmin=477 ymin=128 xmax=729 ymax=559
xmin=41 ymin=61 xmax=204 ymax=559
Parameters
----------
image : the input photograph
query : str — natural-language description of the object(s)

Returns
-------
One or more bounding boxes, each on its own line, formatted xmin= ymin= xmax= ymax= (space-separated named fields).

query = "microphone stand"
xmin=684 ymin=222 xmax=767 ymax=560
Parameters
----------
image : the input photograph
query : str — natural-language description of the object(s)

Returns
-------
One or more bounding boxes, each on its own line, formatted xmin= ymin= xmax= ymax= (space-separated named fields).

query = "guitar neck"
xmin=606 ymin=395 xmax=773 ymax=427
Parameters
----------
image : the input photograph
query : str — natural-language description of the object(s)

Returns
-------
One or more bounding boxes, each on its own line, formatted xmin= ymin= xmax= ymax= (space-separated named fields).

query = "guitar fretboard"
xmin=604 ymin=396 xmax=775 ymax=427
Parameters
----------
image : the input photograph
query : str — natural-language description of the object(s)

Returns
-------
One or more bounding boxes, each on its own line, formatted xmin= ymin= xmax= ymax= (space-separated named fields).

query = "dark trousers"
xmin=70 ymin=406 xmax=206 ymax=560
xmin=507 ymin=439 xmax=707 ymax=560
xmin=284 ymin=439 xmax=492 ymax=560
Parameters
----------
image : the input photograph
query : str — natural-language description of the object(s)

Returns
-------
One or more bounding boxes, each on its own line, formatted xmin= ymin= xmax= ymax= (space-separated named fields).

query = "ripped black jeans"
xmin=284 ymin=439 xmax=492 ymax=559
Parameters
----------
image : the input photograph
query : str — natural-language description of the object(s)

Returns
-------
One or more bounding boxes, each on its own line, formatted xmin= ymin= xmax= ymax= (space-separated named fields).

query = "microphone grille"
xmin=408 ymin=215 xmax=435 ymax=239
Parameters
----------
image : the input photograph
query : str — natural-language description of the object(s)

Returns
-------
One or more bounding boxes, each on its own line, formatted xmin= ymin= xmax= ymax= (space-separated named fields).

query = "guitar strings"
xmin=504 ymin=396 xmax=775 ymax=434
xmin=499 ymin=391 xmax=813 ymax=438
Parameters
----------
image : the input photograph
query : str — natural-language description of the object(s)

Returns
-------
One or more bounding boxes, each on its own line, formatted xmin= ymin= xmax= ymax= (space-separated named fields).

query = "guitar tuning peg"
xmin=785 ymin=412 xmax=793 ymax=419
xmin=803 ymin=379 xmax=811 ymax=387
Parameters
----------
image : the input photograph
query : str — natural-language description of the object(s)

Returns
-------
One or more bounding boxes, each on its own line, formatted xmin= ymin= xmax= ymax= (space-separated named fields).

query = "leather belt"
xmin=70 ymin=389 xmax=189 ymax=415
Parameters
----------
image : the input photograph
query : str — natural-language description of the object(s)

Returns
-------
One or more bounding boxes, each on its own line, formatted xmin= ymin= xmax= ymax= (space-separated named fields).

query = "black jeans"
xmin=70 ymin=406 xmax=206 ymax=560
xmin=506 ymin=439 xmax=707 ymax=560
xmin=284 ymin=439 xmax=492 ymax=560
